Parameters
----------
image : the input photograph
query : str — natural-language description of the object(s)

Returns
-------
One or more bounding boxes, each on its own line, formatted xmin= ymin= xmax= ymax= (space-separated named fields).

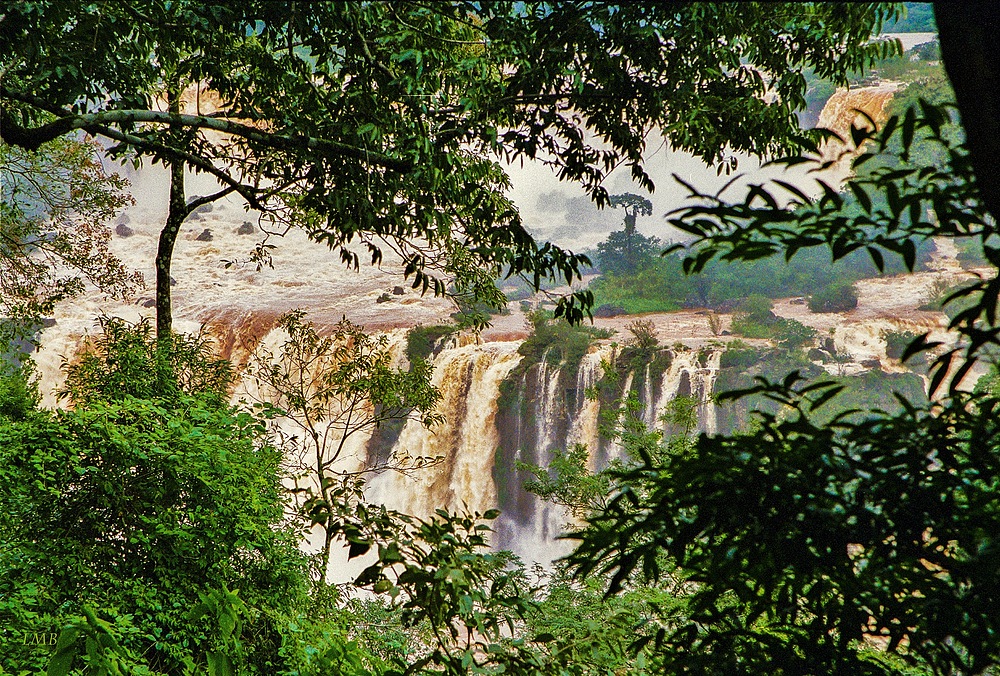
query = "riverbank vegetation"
xmin=9 ymin=2 xmax=1000 ymax=674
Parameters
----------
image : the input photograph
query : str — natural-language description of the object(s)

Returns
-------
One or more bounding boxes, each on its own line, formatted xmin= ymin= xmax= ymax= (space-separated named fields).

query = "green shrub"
xmin=772 ymin=318 xmax=817 ymax=351
xmin=0 ymin=360 xmax=37 ymax=422
xmin=406 ymin=323 xmax=456 ymax=362
xmin=808 ymin=280 xmax=858 ymax=313
xmin=718 ymin=346 xmax=765 ymax=376
xmin=884 ymin=330 xmax=920 ymax=360
xmin=517 ymin=311 xmax=609 ymax=371
xmin=0 ymin=386 xmax=309 ymax=674
xmin=61 ymin=315 xmax=232 ymax=406
xmin=954 ymin=236 xmax=995 ymax=269
xmin=730 ymin=295 xmax=778 ymax=339
xmin=919 ymin=279 xmax=980 ymax=320
xmin=0 ymin=321 xmax=371 ymax=675
xmin=626 ymin=319 xmax=658 ymax=350
xmin=588 ymin=237 xmax=931 ymax=317
xmin=719 ymin=341 xmax=761 ymax=370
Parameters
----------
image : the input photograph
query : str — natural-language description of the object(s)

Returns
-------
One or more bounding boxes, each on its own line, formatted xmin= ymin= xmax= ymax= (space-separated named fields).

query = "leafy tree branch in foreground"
xmin=0 ymin=2 xmax=899 ymax=334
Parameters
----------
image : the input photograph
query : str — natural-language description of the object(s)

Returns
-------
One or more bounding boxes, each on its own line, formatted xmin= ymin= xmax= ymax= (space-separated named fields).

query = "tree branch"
xmin=184 ymin=186 xmax=237 ymax=217
xmin=0 ymin=88 xmax=413 ymax=172
xmin=0 ymin=90 xmax=266 ymax=209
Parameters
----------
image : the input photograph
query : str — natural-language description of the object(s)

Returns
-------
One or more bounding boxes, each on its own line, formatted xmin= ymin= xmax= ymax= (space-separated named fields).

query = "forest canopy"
xmin=0 ymin=1 xmax=898 ymax=329
xmin=7 ymin=2 xmax=1000 ymax=675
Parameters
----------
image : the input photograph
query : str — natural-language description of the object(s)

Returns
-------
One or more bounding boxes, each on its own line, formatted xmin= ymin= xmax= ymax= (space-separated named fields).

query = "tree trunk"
xmin=935 ymin=2 xmax=1000 ymax=221
xmin=623 ymin=210 xmax=637 ymax=236
xmin=156 ymin=159 xmax=186 ymax=344
xmin=155 ymin=89 xmax=189 ymax=345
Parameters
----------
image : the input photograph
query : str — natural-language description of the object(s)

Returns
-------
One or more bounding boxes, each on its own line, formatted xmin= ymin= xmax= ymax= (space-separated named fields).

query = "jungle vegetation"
xmin=5 ymin=2 xmax=1000 ymax=674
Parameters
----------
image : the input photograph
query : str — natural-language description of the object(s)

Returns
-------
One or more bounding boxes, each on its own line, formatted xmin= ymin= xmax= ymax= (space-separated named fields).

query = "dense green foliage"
xmin=594 ymin=229 xmax=662 ymax=278
xmin=0 ymin=323 xmax=563 ymax=675
xmin=595 ymin=194 xmax=659 ymax=276
xmin=62 ymin=316 xmax=234 ymax=407
xmin=568 ymin=380 xmax=1000 ymax=675
xmin=405 ymin=325 xmax=458 ymax=364
xmin=590 ymin=240 xmax=923 ymax=315
xmin=511 ymin=310 xmax=612 ymax=379
xmin=0 ymin=2 xmax=899 ymax=325
xmin=727 ymin=295 xmax=817 ymax=350
xmin=0 ymin=326 xmax=314 ymax=674
xmin=558 ymin=31 xmax=1000 ymax=666
xmin=885 ymin=2 xmax=937 ymax=32
xmin=807 ymin=279 xmax=859 ymax=313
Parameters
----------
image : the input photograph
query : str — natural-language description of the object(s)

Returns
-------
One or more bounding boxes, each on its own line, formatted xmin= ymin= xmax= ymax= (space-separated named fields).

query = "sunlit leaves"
xmin=668 ymin=99 xmax=995 ymax=394
xmin=0 ymin=139 xmax=139 ymax=323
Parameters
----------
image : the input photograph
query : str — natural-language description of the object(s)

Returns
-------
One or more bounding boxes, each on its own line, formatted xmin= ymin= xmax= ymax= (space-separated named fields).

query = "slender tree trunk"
xmin=156 ymin=89 xmax=189 ymax=345
xmin=624 ymin=209 xmax=637 ymax=269
xmin=156 ymin=160 xmax=186 ymax=344
xmin=623 ymin=210 xmax=637 ymax=236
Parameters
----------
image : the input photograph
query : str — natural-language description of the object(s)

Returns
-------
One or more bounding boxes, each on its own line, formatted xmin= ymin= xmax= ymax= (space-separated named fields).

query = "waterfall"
xmin=360 ymin=341 xmax=726 ymax=565
xmin=567 ymin=348 xmax=609 ymax=465
xmin=701 ymin=349 xmax=722 ymax=435
xmin=366 ymin=341 xmax=522 ymax=519
xmin=817 ymin=84 xmax=899 ymax=178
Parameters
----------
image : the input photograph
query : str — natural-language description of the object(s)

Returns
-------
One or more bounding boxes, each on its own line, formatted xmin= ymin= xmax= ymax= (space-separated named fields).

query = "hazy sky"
xmin=505 ymin=131 xmax=793 ymax=252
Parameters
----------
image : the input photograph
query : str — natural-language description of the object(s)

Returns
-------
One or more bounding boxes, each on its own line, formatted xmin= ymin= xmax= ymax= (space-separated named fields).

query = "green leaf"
xmin=348 ymin=539 xmax=371 ymax=559
xmin=219 ymin=610 xmax=236 ymax=639
xmin=866 ymin=246 xmax=884 ymax=272
xmin=46 ymin=627 xmax=81 ymax=676
xmin=207 ymin=651 xmax=234 ymax=676
xmin=849 ymin=182 xmax=871 ymax=214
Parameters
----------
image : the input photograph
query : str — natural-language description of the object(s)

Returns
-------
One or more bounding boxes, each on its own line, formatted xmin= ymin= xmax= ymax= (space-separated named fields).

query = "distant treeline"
xmin=588 ymin=240 xmax=932 ymax=315
xmin=884 ymin=3 xmax=937 ymax=33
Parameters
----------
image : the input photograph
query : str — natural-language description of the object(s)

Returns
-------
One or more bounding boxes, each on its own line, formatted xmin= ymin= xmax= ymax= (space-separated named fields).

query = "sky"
xmin=505 ymin=131 xmax=805 ymax=253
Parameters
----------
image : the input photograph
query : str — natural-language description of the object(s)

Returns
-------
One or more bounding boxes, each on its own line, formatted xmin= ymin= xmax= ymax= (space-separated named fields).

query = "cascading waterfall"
xmin=567 ymin=348 xmax=608 ymax=462
xmin=366 ymin=342 xmax=724 ymax=564
xmin=817 ymin=83 xmax=899 ymax=177
xmin=21 ymin=144 xmax=734 ymax=563
xmin=365 ymin=341 xmax=522 ymax=520
xmin=701 ymin=349 xmax=722 ymax=435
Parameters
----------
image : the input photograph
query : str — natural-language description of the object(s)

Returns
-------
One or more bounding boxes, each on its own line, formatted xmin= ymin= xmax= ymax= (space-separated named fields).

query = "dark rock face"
xmin=392 ymin=286 xmax=405 ymax=295
xmin=237 ymin=221 xmax=255 ymax=235
xmin=808 ymin=348 xmax=833 ymax=362
xmin=376 ymin=293 xmax=392 ymax=303
xmin=141 ymin=299 xmax=156 ymax=308
xmin=593 ymin=303 xmax=626 ymax=318
xmin=115 ymin=223 xmax=134 ymax=238
xmin=195 ymin=229 xmax=213 ymax=242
